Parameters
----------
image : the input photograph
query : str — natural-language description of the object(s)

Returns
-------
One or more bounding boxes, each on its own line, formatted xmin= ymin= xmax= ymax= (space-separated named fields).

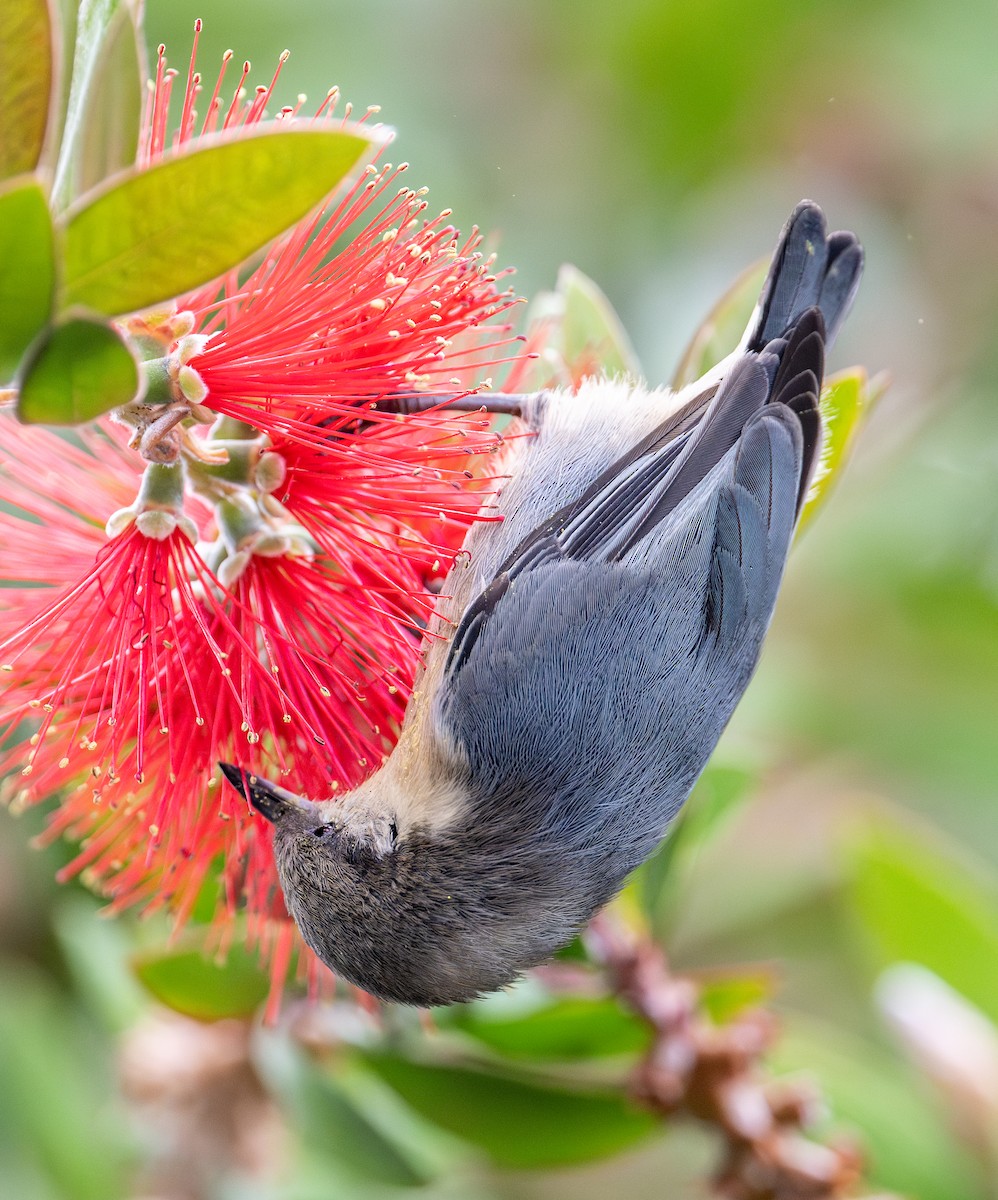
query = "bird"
xmin=220 ymin=200 xmax=864 ymax=1007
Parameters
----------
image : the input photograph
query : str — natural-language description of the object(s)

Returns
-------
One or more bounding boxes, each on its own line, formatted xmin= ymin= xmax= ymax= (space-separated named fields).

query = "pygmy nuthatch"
xmin=221 ymin=201 xmax=864 ymax=1006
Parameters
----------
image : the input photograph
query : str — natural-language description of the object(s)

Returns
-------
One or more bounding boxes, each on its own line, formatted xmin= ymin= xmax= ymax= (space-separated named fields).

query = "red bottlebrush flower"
xmin=138 ymin=24 xmax=526 ymax=454
xmin=186 ymin=174 xmax=525 ymax=452
xmin=0 ymin=26 xmax=537 ymax=1009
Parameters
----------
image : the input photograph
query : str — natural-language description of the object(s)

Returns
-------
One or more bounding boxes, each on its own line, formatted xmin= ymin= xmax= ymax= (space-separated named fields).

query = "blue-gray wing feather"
xmin=437 ymin=393 xmax=807 ymax=888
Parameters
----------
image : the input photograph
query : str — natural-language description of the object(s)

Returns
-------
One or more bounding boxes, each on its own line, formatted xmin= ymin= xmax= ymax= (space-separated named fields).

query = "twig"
xmin=587 ymin=913 xmax=896 ymax=1200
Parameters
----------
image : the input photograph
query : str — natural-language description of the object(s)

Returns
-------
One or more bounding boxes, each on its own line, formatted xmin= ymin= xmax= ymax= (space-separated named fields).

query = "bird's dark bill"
xmin=218 ymin=762 xmax=247 ymax=799
xmin=218 ymin=762 xmax=290 ymax=823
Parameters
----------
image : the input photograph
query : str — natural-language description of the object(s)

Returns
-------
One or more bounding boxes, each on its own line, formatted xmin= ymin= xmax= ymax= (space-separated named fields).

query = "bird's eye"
xmin=389 ymin=819 xmax=398 ymax=844
xmin=311 ymin=824 xmax=331 ymax=838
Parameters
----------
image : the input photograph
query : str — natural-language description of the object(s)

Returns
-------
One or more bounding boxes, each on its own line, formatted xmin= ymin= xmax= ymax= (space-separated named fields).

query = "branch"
xmin=587 ymin=914 xmax=898 ymax=1200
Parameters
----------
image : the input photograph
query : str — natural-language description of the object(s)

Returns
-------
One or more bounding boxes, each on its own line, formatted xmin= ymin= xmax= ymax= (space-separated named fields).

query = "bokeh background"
xmin=3 ymin=1 xmax=998 ymax=1197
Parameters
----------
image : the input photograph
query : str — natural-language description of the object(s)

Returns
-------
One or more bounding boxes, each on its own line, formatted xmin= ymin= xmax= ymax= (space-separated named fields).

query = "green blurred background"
xmin=3 ymin=0 xmax=998 ymax=1196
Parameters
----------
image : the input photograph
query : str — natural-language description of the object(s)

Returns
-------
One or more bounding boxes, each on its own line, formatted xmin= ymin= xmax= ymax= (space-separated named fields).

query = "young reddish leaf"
xmin=60 ymin=126 xmax=379 ymax=316
xmin=16 ymin=315 xmax=139 ymax=423
xmin=0 ymin=178 xmax=55 ymax=382
xmin=0 ymin=0 xmax=55 ymax=181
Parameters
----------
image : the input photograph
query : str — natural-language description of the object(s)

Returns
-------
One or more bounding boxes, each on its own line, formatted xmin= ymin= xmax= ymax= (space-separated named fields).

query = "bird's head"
xmin=218 ymin=762 xmax=588 ymax=1006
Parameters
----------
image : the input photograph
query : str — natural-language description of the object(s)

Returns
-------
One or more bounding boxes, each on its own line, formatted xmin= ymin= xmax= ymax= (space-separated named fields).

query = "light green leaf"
xmin=75 ymin=0 xmax=145 ymax=198
xmin=16 ymin=315 xmax=138 ymax=423
xmin=671 ymin=259 xmax=767 ymax=389
xmin=60 ymin=126 xmax=379 ymax=316
xmin=131 ymin=941 xmax=270 ymax=1021
xmin=558 ymin=263 xmax=641 ymax=379
xmin=698 ymin=970 xmax=773 ymax=1024
xmin=51 ymin=0 xmax=141 ymax=209
xmin=0 ymin=178 xmax=56 ymax=382
xmin=0 ymin=0 xmax=54 ymax=181
xmin=797 ymin=368 xmax=884 ymax=535
xmin=362 ymin=1051 xmax=658 ymax=1168
xmin=848 ymin=821 xmax=998 ymax=1026
xmin=450 ymin=996 xmax=650 ymax=1061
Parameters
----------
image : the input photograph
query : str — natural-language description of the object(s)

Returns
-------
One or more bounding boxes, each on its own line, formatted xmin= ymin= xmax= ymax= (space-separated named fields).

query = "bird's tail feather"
xmin=744 ymin=200 xmax=863 ymax=352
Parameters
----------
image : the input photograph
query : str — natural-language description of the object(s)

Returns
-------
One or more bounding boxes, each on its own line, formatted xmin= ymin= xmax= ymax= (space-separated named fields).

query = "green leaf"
xmin=362 ymin=1051 xmax=658 ymax=1168
xmin=61 ymin=126 xmax=379 ymax=316
xmin=52 ymin=896 xmax=147 ymax=1032
xmin=451 ymin=996 xmax=651 ymax=1061
xmin=797 ymin=368 xmax=883 ymax=535
xmin=131 ymin=940 xmax=270 ymax=1021
xmin=635 ymin=763 xmax=754 ymax=931
xmin=16 ymin=315 xmax=138 ymax=424
xmin=51 ymin=0 xmax=141 ymax=209
xmin=0 ymin=966 xmax=132 ymax=1200
xmin=254 ymin=1035 xmax=438 ymax=1187
xmin=671 ymin=259 xmax=767 ymax=389
xmin=0 ymin=178 xmax=56 ymax=382
xmin=848 ymin=820 xmax=998 ymax=1025
xmin=0 ymin=0 xmax=54 ymax=181
xmin=698 ymin=969 xmax=773 ymax=1024
xmin=75 ymin=0 xmax=145 ymax=198
xmin=558 ymin=263 xmax=641 ymax=379
xmin=774 ymin=1017 xmax=983 ymax=1200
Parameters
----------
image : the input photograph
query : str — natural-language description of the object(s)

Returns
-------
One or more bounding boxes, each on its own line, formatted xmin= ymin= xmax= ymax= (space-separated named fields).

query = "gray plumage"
xmin=219 ymin=200 xmax=864 ymax=1006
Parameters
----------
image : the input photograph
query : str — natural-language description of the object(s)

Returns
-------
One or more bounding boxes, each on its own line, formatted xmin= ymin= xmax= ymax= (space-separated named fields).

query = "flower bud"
xmin=135 ymin=510 xmax=179 ymax=540
xmin=177 ymin=364 xmax=209 ymax=405
xmin=254 ymin=451 xmax=287 ymax=494
xmin=105 ymin=506 xmax=137 ymax=538
xmin=251 ymin=532 xmax=292 ymax=558
xmin=177 ymin=515 xmax=200 ymax=544
xmin=217 ymin=549 xmax=251 ymax=589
